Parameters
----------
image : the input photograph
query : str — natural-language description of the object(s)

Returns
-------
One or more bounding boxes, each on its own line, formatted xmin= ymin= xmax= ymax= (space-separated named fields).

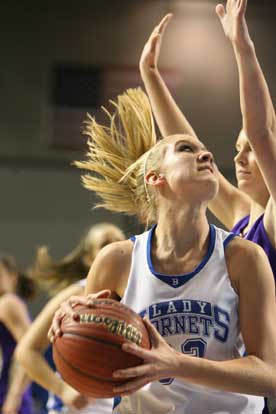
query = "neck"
xmin=247 ymin=187 xmax=269 ymax=211
xmin=248 ymin=201 xmax=266 ymax=227
xmin=154 ymin=203 xmax=210 ymax=259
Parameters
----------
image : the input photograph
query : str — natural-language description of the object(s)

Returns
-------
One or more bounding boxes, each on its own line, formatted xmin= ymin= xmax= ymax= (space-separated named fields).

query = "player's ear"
xmin=145 ymin=171 xmax=165 ymax=187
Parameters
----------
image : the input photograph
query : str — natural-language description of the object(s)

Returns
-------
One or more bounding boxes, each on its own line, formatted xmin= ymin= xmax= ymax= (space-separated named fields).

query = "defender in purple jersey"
xmin=137 ymin=2 xmax=276 ymax=262
xmin=0 ymin=254 xmax=35 ymax=414
xmin=136 ymin=2 xmax=276 ymax=412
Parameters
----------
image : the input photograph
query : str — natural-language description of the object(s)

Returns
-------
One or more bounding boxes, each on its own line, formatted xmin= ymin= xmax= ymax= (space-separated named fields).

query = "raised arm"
xmin=140 ymin=13 xmax=196 ymax=138
xmin=140 ymin=14 xmax=250 ymax=229
xmin=216 ymin=0 xmax=276 ymax=240
xmin=15 ymin=283 xmax=90 ymax=410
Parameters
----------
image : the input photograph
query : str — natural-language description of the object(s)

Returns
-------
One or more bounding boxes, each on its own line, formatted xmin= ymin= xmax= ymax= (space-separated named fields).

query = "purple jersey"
xmin=231 ymin=214 xmax=276 ymax=284
xmin=232 ymin=214 xmax=275 ymax=414
xmin=0 ymin=322 xmax=32 ymax=414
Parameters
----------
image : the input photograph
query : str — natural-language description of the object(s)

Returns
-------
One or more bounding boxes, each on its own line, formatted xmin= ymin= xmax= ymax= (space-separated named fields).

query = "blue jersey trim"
xmin=129 ymin=235 xmax=136 ymax=243
xmin=223 ymin=233 xmax=236 ymax=250
xmin=46 ymin=393 xmax=63 ymax=411
xmin=113 ymin=396 xmax=122 ymax=410
xmin=146 ymin=224 xmax=216 ymax=288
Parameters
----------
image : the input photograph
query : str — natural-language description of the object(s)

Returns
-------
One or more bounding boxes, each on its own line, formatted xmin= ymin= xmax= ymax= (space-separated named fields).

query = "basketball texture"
xmin=53 ymin=298 xmax=151 ymax=398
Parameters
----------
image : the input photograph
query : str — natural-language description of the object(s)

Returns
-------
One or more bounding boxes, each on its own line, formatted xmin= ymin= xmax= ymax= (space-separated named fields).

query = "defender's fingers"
xmin=215 ymin=4 xmax=226 ymax=20
xmin=157 ymin=13 xmax=173 ymax=35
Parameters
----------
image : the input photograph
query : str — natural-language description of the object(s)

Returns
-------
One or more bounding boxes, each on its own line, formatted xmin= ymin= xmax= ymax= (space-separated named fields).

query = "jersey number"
xmin=159 ymin=338 xmax=207 ymax=386
xmin=181 ymin=338 xmax=207 ymax=357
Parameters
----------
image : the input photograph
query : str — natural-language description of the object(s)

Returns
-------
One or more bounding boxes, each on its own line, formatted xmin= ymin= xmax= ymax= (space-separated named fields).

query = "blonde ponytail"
xmin=75 ymin=88 xmax=160 ymax=224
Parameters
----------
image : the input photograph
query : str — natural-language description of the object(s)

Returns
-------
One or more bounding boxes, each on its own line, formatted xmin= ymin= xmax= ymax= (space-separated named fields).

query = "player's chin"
xmin=198 ymin=179 xmax=219 ymax=201
xmin=236 ymin=179 xmax=253 ymax=196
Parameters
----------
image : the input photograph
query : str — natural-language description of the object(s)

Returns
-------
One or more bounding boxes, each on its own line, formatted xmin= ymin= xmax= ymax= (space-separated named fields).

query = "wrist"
xmin=174 ymin=352 xmax=204 ymax=381
xmin=140 ymin=65 xmax=160 ymax=80
xmin=54 ymin=379 xmax=68 ymax=400
xmin=232 ymin=39 xmax=255 ymax=56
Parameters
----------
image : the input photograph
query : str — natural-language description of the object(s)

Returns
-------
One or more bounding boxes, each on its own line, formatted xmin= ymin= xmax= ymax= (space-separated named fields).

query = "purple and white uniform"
xmin=0 ymin=322 xmax=32 ymax=414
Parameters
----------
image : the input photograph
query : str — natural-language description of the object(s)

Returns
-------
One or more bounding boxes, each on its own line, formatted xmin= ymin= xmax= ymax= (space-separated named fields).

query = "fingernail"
xmin=87 ymin=300 xmax=94 ymax=306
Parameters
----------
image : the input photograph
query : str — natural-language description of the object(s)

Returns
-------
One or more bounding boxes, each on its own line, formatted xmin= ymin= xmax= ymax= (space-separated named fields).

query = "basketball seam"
xmin=63 ymin=331 xmax=123 ymax=349
xmin=54 ymin=344 xmax=122 ymax=384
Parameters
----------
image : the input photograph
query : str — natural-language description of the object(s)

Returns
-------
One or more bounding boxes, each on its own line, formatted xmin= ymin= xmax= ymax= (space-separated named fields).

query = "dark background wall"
xmin=0 ymin=0 xmax=275 ymax=311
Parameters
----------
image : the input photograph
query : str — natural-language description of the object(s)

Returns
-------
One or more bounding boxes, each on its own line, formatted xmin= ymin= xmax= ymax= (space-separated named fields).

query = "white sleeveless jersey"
xmin=113 ymin=225 xmax=264 ymax=414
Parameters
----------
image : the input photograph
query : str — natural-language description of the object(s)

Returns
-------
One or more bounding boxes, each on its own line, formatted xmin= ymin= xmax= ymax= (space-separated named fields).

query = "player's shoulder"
xmin=95 ymin=239 xmax=134 ymax=265
xmin=0 ymin=293 xmax=27 ymax=322
xmin=225 ymin=236 xmax=269 ymax=290
xmin=88 ymin=240 xmax=134 ymax=297
xmin=225 ymin=235 xmax=265 ymax=262
xmin=0 ymin=292 xmax=25 ymax=308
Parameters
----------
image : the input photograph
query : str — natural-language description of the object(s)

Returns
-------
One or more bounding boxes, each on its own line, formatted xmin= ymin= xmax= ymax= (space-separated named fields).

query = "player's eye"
xmin=178 ymin=144 xmax=193 ymax=152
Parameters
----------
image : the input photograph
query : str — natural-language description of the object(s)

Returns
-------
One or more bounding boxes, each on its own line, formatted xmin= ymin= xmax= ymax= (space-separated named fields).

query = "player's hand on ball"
xmin=112 ymin=317 xmax=181 ymax=395
xmin=47 ymin=289 xmax=111 ymax=342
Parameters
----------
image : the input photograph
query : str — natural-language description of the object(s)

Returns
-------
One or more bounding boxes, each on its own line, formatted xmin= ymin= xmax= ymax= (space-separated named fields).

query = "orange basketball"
xmin=53 ymin=298 xmax=151 ymax=398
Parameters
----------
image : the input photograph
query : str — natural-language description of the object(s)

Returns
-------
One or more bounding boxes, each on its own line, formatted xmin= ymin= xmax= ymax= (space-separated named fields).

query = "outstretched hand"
xmin=139 ymin=13 xmax=172 ymax=76
xmin=112 ymin=317 xmax=182 ymax=395
xmin=216 ymin=0 xmax=252 ymax=50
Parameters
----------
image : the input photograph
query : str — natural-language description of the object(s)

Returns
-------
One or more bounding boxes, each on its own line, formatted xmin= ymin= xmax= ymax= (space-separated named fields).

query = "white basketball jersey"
xmin=113 ymin=225 xmax=264 ymax=414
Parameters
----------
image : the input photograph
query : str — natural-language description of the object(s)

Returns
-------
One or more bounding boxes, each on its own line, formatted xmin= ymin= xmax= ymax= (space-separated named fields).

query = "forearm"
xmin=19 ymin=349 xmax=65 ymax=397
xmin=18 ymin=347 xmax=90 ymax=409
xmin=141 ymin=68 xmax=197 ymax=138
xmin=4 ymin=363 xmax=30 ymax=408
xmin=177 ymin=353 xmax=276 ymax=397
xmin=233 ymin=42 xmax=276 ymax=140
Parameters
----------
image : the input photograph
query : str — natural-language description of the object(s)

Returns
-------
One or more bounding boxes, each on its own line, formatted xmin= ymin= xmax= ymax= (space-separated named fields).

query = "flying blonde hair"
xmin=75 ymin=88 xmax=164 ymax=225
